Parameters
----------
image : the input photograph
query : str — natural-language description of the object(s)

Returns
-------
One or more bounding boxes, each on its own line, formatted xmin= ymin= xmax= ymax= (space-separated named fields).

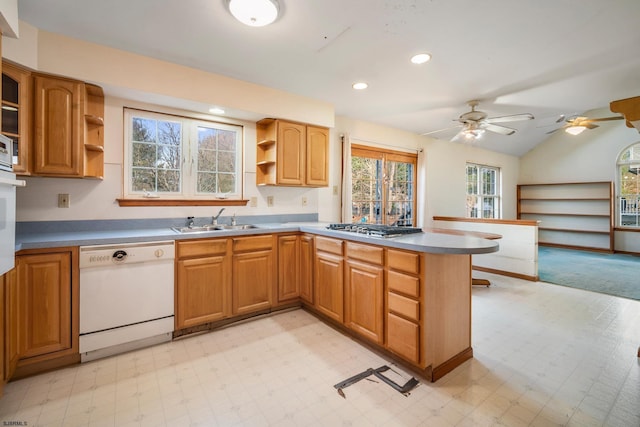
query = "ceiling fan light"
xmin=228 ymin=0 xmax=279 ymax=27
xmin=565 ymin=125 xmax=586 ymax=135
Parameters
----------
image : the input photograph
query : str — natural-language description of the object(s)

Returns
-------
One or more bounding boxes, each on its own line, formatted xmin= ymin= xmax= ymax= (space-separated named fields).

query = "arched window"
xmin=617 ymin=142 xmax=640 ymax=227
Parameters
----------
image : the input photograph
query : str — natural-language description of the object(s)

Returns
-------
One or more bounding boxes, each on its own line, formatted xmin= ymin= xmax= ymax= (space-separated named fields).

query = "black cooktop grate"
xmin=326 ymin=223 xmax=423 ymax=237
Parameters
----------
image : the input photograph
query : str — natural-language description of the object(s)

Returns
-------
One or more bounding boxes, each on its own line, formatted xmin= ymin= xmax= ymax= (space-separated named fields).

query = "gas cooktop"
xmin=326 ymin=223 xmax=423 ymax=238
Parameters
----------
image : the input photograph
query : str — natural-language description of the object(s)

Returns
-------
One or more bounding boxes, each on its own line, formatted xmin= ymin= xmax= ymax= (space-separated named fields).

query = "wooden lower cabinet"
xmin=232 ymin=235 xmax=274 ymax=316
xmin=176 ymin=255 xmax=230 ymax=329
xmin=175 ymin=239 xmax=231 ymax=329
xmin=345 ymin=259 xmax=384 ymax=344
xmin=386 ymin=248 xmax=422 ymax=365
xmin=12 ymin=248 xmax=79 ymax=377
xmin=4 ymin=268 xmax=19 ymax=381
xmin=277 ymin=235 xmax=300 ymax=302
xmin=314 ymin=250 xmax=344 ymax=322
xmin=299 ymin=234 xmax=314 ymax=304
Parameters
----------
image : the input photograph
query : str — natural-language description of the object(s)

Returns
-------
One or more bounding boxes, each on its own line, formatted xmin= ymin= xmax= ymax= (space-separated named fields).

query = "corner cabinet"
xmin=256 ymin=119 xmax=329 ymax=187
xmin=517 ymin=182 xmax=614 ymax=251
xmin=32 ymin=73 xmax=104 ymax=179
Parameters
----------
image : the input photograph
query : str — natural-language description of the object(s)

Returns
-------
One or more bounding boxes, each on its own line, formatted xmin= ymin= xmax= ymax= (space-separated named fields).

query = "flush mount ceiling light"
xmin=410 ymin=53 xmax=432 ymax=64
xmin=227 ymin=0 xmax=279 ymax=27
xmin=209 ymin=107 xmax=225 ymax=115
xmin=352 ymin=82 xmax=368 ymax=90
xmin=565 ymin=125 xmax=586 ymax=135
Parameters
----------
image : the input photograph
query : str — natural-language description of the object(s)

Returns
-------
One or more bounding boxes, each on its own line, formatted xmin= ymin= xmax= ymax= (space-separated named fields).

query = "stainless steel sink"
xmin=217 ymin=224 xmax=257 ymax=230
xmin=171 ymin=224 xmax=258 ymax=233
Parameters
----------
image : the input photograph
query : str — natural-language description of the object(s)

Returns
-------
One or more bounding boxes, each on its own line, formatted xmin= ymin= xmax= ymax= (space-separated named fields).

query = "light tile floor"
xmin=1 ymin=272 xmax=639 ymax=426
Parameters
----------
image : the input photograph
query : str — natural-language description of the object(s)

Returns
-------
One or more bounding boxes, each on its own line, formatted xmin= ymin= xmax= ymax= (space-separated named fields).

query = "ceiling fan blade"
xmin=584 ymin=122 xmax=599 ymax=130
xmin=484 ymin=113 xmax=534 ymax=123
xmin=483 ymin=123 xmax=517 ymax=135
xmin=421 ymin=125 xmax=461 ymax=136
xmin=584 ymin=116 xmax=624 ymax=123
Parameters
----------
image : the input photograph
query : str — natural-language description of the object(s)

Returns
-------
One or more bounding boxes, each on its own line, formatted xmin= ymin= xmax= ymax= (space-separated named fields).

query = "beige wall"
xmin=7 ymin=22 xmax=521 ymax=226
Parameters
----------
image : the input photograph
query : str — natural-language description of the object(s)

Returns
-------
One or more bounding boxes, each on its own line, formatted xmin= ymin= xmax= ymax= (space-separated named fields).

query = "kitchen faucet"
xmin=211 ymin=208 xmax=225 ymax=225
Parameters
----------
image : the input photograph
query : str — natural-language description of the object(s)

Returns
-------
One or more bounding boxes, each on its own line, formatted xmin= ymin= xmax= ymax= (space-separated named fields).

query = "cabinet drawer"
xmin=232 ymin=235 xmax=273 ymax=252
xmin=387 ymin=249 xmax=420 ymax=274
xmin=177 ymin=239 xmax=227 ymax=259
xmin=386 ymin=313 xmax=420 ymax=363
xmin=315 ymin=236 xmax=343 ymax=255
xmin=387 ymin=270 xmax=420 ymax=298
xmin=346 ymin=242 xmax=383 ymax=265
xmin=388 ymin=292 xmax=419 ymax=321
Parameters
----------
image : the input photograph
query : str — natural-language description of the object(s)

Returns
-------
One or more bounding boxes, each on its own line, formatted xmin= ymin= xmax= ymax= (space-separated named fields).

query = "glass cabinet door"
xmin=2 ymin=62 xmax=30 ymax=175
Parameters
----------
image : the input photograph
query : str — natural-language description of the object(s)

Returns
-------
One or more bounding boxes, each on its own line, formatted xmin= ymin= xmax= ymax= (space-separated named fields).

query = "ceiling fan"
xmin=423 ymin=100 xmax=534 ymax=141
xmin=548 ymin=115 xmax=624 ymax=135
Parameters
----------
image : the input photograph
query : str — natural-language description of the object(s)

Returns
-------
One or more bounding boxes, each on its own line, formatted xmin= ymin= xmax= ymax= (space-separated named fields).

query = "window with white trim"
xmin=123 ymin=108 xmax=243 ymax=199
xmin=466 ymin=163 xmax=501 ymax=218
xmin=617 ymin=142 xmax=640 ymax=227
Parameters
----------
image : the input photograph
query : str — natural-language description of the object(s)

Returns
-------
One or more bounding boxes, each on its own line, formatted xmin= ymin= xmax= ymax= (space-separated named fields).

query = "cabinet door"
xmin=4 ymin=267 xmax=19 ymax=381
xmin=299 ymin=234 xmax=314 ymax=304
xmin=18 ymin=252 xmax=73 ymax=359
xmin=276 ymin=121 xmax=305 ymax=185
xmin=306 ymin=126 xmax=329 ymax=187
xmin=345 ymin=260 xmax=384 ymax=344
xmin=33 ymin=75 xmax=83 ymax=176
xmin=233 ymin=250 xmax=273 ymax=315
xmin=314 ymin=252 xmax=344 ymax=322
xmin=2 ymin=62 xmax=31 ymax=175
xmin=277 ymin=235 xmax=300 ymax=302
xmin=176 ymin=255 xmax=230 ymax=329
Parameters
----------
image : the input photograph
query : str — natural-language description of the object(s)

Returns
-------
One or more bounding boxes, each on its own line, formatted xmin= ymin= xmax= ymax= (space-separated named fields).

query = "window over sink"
xmin=122 ymin=108 xmax=244 ymax=204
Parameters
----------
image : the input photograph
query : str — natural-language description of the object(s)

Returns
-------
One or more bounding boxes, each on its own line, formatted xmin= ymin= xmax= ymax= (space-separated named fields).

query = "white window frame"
xmin=466 ymin=162 xmax=501 ymax=219
xmin=123 ymin=108 xmax=243 ymax=200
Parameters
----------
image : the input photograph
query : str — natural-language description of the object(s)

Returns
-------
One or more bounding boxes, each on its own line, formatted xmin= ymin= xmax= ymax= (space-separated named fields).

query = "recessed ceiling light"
xmin=410 ymin=53 xmax=432 ymax=64
xmin=228 ymin=0 xmax=279 ymax=27
xmin=209 ymin=107 xmax=225 ymax=115
xmin=352 ymin=82 xmax=368 ymax=90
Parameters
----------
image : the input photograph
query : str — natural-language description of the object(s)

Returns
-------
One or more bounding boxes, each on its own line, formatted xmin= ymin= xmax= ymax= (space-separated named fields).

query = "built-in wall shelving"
xmin=517 ymin=181 xmax=614 ymax=252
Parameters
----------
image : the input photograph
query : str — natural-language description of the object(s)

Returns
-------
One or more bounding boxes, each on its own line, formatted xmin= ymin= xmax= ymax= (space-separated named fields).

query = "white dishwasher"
xmin=79 ymin=241 xmax=175 ymax=362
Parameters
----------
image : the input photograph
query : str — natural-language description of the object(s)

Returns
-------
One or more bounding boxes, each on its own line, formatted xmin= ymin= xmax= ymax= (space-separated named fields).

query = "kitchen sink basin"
xmin=217 ymin=224 xmax=258 ymax=230
xmin=171 ymin=224 xmax=258 ymax=233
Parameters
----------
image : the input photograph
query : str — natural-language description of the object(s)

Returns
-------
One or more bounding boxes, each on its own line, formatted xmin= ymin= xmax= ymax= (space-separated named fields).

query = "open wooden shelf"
xmin=518 ymin=181 xmax=614 ymax=251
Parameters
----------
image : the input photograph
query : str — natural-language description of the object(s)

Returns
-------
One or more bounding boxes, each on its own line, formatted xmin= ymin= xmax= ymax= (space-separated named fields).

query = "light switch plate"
xmin=267 ymin=196 xmax=274 ymax=207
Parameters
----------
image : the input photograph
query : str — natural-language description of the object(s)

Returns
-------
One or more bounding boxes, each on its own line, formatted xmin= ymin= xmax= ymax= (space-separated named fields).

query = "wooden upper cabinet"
xmin=256 ymin=118 xmax=329 ymax=187
xmin=277 ymin=121 xmax=305 ymax=185
xmin=2 ymin=61 xmax=31 ymax=175
xmin=33 ymin=74 xmax=83 ymax=176
xmin=306 ymin=126 xmax=329 ymax=186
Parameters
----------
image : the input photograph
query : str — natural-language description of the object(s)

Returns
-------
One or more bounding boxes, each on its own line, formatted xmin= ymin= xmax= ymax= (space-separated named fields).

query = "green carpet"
xmin=538 ymin=246 xmax=640 ymax=301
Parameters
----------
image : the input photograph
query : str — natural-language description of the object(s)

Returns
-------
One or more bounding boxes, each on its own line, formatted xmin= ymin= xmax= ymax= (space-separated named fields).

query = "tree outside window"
xmin=466 ymin=163 xmax=501 ymax=219
xmin=617 ymin=143 xmax=640 ymax=227
xmin=351 ymin=145 xmax=417 ymax=226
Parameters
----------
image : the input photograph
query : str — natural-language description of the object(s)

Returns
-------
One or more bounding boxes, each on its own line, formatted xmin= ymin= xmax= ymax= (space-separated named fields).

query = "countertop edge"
xmin=16 ymin=223 xmax=499 ymax=255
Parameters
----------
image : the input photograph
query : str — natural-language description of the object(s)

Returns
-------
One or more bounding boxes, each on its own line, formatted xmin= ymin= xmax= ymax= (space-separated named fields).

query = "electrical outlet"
xmin=333 ymin=185 xmax=339 ymax=196
xmin=250 ymin=196 xmax=258 ymax=207
xmin=302 ymin=196 xmax=308 ymax=207
xmin=58 ymin=193 xmax=70 ymax=208
xmin=267 ymin=196 xmax=274 ymax=207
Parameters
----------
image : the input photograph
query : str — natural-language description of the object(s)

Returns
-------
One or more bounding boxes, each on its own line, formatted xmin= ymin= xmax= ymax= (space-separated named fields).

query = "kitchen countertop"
xmin=16 ymin=222 xmax=499 ymax=255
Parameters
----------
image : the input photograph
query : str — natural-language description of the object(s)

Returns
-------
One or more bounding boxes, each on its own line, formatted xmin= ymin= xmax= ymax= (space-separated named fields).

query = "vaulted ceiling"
xmin=17 ymin=0 xmax=640 ymax=156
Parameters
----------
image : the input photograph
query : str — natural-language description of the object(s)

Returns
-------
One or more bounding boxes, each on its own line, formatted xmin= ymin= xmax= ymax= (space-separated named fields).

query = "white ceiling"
xmin=16 ymin=0 xmax=640 ymax=156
